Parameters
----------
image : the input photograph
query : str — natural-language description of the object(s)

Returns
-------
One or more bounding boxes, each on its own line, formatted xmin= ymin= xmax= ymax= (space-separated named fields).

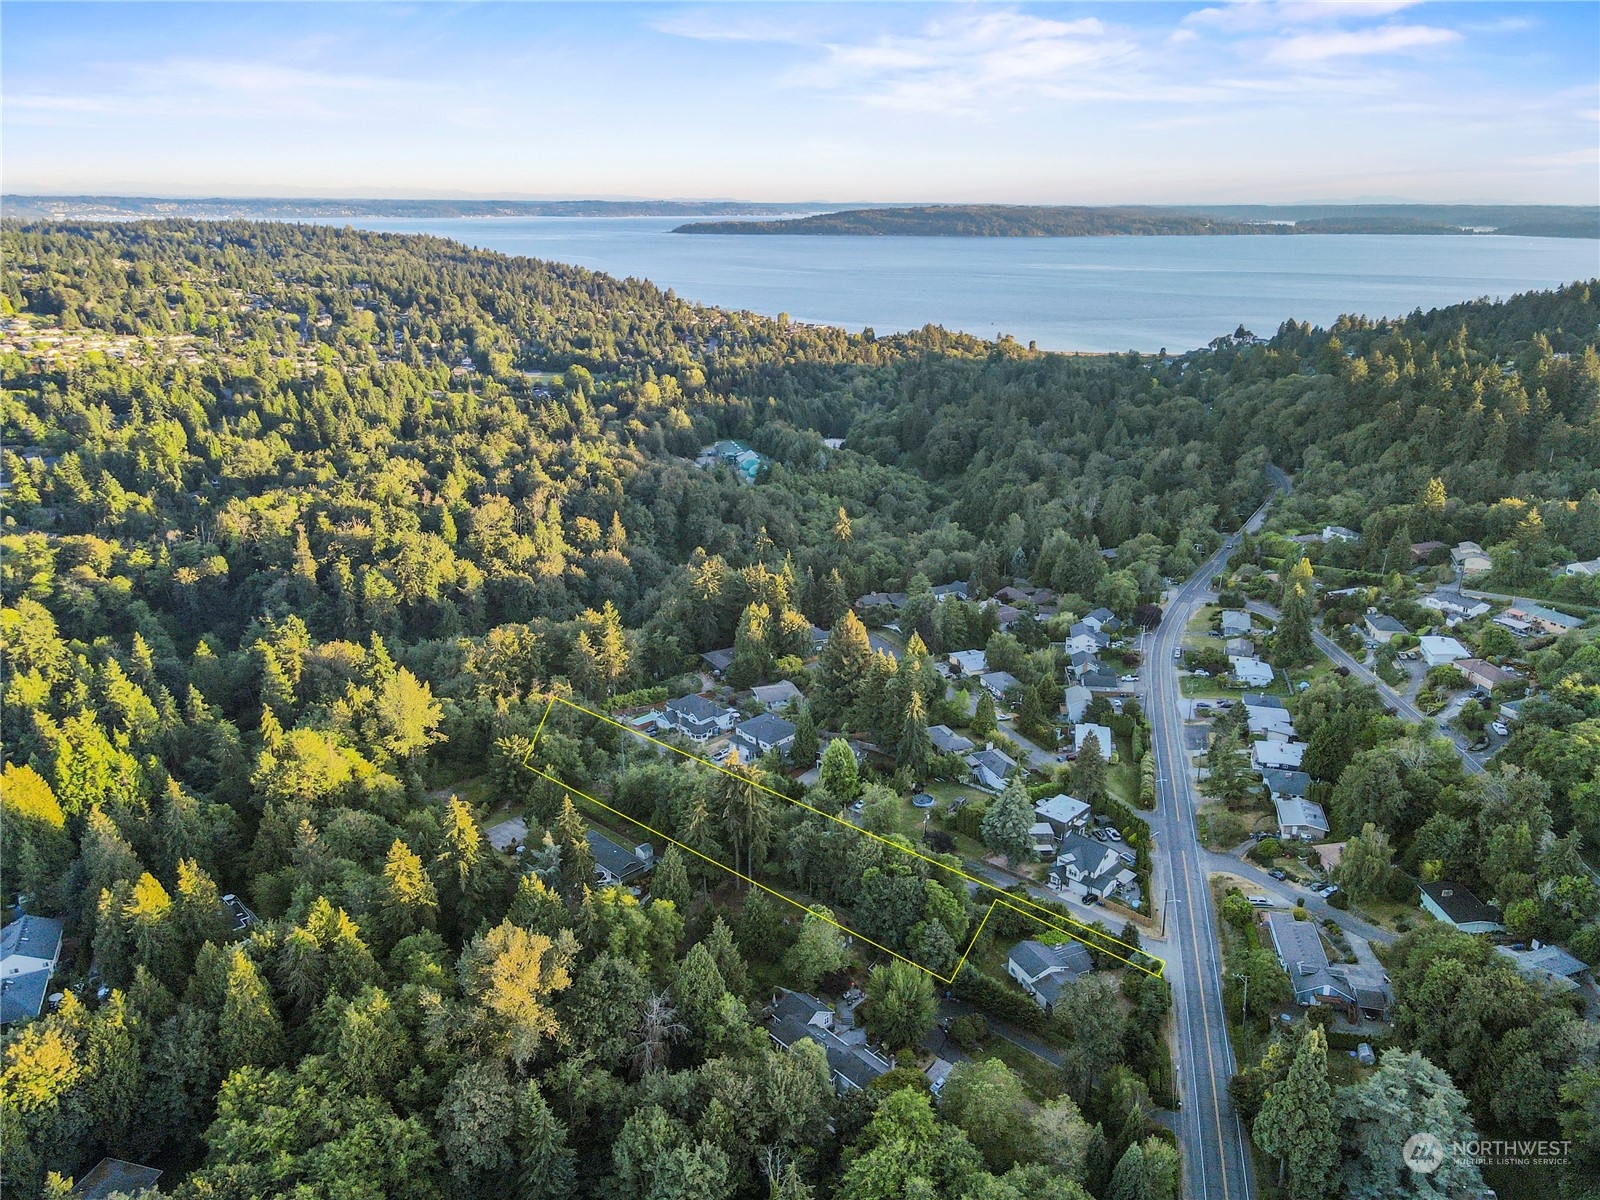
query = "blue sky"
xmin=3 ymin=2 xmax=1596 ymax=203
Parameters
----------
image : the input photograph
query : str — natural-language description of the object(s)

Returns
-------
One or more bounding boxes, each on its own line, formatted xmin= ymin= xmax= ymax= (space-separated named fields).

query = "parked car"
xmin=1120 ymin=674 xmax=1138 ymax=683
xmin=1194 ymin=669 xmax=1210 ymax=677
xmin=1268 ymin=868 xmax=1288 ymax=881
xmin=849 ymin=799 xmax=865 ymax=814
xmin=1105 ymin=829 xmax=1123 ymax=842
xmin=1174 ymin=648 xmax=1182 ymax=660
xmin=1247 ymin=895 xmax=1276 ymax=908
xmin=1490 ymin=721 xmax=1510 ymax=736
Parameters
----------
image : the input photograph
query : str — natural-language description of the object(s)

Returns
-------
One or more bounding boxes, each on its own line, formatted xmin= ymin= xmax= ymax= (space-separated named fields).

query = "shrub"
xmin=1250 ymin=838 xmax=1283 ymax=863
xmin=950 ymin=965 xmax=1052 ymax=1033
xmin=948 ymin=1012 xmax=990 ymax=1051
xmin=1327 ymin=889 xmax=1350 ymax=910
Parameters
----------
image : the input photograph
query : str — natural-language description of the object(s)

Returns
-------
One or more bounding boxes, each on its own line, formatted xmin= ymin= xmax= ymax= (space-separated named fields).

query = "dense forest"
xmin=1 ymin=198 xmax=821 ymax=222
xmin=677 ymin=204 xmax=1600 ymax=239
xmin=0 ymin=220 xmax=1596 ymax=1200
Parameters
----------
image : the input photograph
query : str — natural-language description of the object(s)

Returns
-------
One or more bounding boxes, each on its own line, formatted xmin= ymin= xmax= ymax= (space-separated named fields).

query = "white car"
xmin=1105 ymin=829 xmax=1123 ymax=842
xmin=1490 ymin=721 xmax=1510 ymax=737
xmin=1194 ymin=669 xmax=1210 ymax=678
xmin=1120 ymin=674 xmax=1138 ymax=683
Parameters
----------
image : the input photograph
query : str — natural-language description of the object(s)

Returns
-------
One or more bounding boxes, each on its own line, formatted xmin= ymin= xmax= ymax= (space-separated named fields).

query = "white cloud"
xmin=1267 ymin=23 xmax=1461 ymax=63
xmin=1184 ymin=1 xmax=1426 ymax=32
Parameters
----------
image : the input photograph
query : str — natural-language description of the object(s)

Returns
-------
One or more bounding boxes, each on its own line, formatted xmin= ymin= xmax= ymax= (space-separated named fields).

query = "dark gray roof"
xmin=1262 ymin=768 xmax=1311 ymax=798
xmin=0 ymin=968 xmax=52 ymax=1025
xmin=1421 ymin=881 xmax=1503 ymax=928
xmin=767 ymin=990 xmax=890 ymax=1090
xmin=1266 ymin=913 xmax=1355 ymax=1006
xmin=668 ymin=693 xmax=724 ymax=722
xmin=1242 ymin=693 xmax=1285 ymax=710
xmin=930 ymin=582 xmax=969 ymax=600
xmin=699 ymin=647 xmax=736 ymax=672
xmin=1009 ymin=938 xmax=1092 ymax=981
xmin=0 ymin=914 xmax=62 ymax=961
xmin=1366 ymin=613 xmax=1407 ymax=633
xmin=586 ymin=830 xmax=650 ymax=883
xmin=72 ymin=1159 xmax=163 ymax=1200
xmin=735 ymin=712 xmax=796 ymax=745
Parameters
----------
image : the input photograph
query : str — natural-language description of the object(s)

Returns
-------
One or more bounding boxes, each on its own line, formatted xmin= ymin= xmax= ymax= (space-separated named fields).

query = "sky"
xmin=3 ymin=1 xmax=1597 ymax=204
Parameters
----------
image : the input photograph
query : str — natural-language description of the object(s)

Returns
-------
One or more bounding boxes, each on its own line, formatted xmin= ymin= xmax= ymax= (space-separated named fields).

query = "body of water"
xmin=343 ymin=216 xmax=1599 ymax=353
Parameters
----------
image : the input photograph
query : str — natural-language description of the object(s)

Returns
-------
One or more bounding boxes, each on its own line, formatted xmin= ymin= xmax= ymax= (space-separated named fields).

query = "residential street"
xmin=1142 ymin=498 xmax=1279 ymax=1200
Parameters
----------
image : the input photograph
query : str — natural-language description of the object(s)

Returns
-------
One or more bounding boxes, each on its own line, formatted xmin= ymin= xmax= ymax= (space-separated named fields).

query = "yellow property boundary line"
xmin=525 ymin=693 xmax=1164 ymax=983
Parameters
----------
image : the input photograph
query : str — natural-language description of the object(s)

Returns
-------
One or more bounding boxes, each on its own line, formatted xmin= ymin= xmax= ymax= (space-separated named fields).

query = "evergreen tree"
xmin=981 ymin=778 xmax=1035 ymax=866
xmin=217 ymin=947 xmax=286 ymax=1075
xmin=972 ymin=689 xmax=998 ymax=739
xmin=819 ymin=738 xmax=859 ymax=802
xmin=790 ymin=703 xmax=819 ymax=769
xmin=1275 ymin=556 xmax=1316 ymax=668
xmin=1073 ymin=732 xmax=1108 ymax=803
xmin=1253 ymin=1026 xmax=1338 ymax=1200
xmin=652 ymin=843 xmax=692 ymax=911
xmin=515 ymin=1080 xmax=577 ymax=1200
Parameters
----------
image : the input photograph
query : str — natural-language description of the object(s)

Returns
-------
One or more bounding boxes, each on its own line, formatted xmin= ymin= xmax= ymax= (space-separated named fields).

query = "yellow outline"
xmin=524 ymin=693 xmax=1164 ymax=983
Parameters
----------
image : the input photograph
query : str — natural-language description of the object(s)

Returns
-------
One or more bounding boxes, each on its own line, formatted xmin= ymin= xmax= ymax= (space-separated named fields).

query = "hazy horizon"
xmin=5 ymin=2 xmax=1596 ymax=205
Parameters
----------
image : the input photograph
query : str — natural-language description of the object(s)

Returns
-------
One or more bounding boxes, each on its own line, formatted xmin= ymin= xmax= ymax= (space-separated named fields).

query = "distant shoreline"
xmin=674 ymin=204 xmax=1600 ymax=240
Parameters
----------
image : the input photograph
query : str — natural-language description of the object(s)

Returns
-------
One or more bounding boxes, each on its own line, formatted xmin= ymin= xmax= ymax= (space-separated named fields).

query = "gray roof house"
xmin=733 ymin=712 xmax=797 ymax=760
xmin=1083 ymin=608 xmax=1120 ymax=633
xmin=966 ymin=746 xmax=1019 ymax=791
xmin=1220 ymin=610 xmax=1253 ymax=637
xmin=1364 ymin=612 xmax=1407 ymax=643
xmin=948 ymin=649 xmax=989 ymax=677
xmin=1034 ymin=792 xmax=1091 ymax=835
xmin=927 ymin=724 xmax=975 ymax=756
xmin=700 ymin=647 xmax=736 ymax=675
xmin=750 ymin=680 xmax=803 ymax=710
xmin=1261 ymin=768 xmax=1311 ymax=800
xmin=586 ymin=831 xmax=654 ymax=887
xmin=979 ymin=670 xmax=1023 ymax=700
xmin=0 ymin=914 xmax=64 ymax=1026
xmin=1420 ymin=880 xmax=1504 ymax=934
xmin=767 ymin=989 xmax=892 ymax=1093
xmin=1006 ymin=939 xmax=1093 ymax=1011
xmin=71 ymin=1159 xmax=164 ymax=1200
xmin=1061 ymin=684 xmax=1092 ymax=723
xmin=1050 ymin=832 xmax=1136 ymax=902
xmin=1273 ymin=796 xmax=1330 ymax=840
xmin=1495 ymin=943 xmax=1589 ymax=989
xmin=1265 ymin=911 xmax=1359 ymax=1014
xmin=1080 ymin=667 xmax=1120 ymax=692
xmin=930 ymin=581 xmax=970 ymax=601
xmin=666 ymin=693 xmax=736 ymax=741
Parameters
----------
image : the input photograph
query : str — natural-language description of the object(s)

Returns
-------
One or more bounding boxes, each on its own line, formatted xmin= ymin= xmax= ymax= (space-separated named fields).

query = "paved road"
xmin=1246 ymin=599 xmax=1490 ymax=776
xmin=1145 ymin=499 xmax=1278 ymax=1200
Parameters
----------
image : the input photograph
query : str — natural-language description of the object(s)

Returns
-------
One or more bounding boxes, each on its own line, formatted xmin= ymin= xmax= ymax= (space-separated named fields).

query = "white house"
xmin=1072 ymin=724 xmax=1114 ymax=761
xmin=1229 ymin=656 xmax=1275 ymax=687
xmin=665 ymin=694 xmax=736 ymax=741
xmin=732 ymin=713 xmax=797 ymax=761
xmin=1064 ymin=634 xmax=1103 ymax=657
xmin=1451 ymin=541 xmax=1492 ymax=578
xmin=1323 ymin=525 xmax=1361 ymax=543
xmin=1050 ymin=833 xmax=1137 ymax=903
xmin=1061 ymin=684 xmax=1092 ymax=724
xmin=1245 ymin=698 xmax=1296 ymax=741
xmin=0 ymin=915 xmax=63 ymax=1026
xmin=1006 ymin=939 xmax=1093 ymax=1011
xmin=1564 ymin=558 xmax=1600 ymax=577
xmin=1364 ymin=612 xmax=1407 ymax=643
xmin=1420 ymin=881 xmax=1504 ymax=934
xmin=586 ymin=832 xmax=654 ymax=887
xmin=1420 ymin=590 xmax=1491 ymax=624
xmin=1418 ymin=635 xmax=1471 ymax=668
xmin=1274 ymin=796 xmax=1330 ymax=840
xmin=1252 ymin=740 xmax=1307 ymax=771
xmin=1082 ymin=607 xmax=1120 ymax=633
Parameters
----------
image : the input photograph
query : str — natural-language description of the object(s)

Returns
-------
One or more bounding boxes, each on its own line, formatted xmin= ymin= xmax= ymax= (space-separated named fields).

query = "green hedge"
xmin=951 ymin=964 xmax=1053 ymax=1033
xmin=605 ymin=686 xmax=669 ymax=711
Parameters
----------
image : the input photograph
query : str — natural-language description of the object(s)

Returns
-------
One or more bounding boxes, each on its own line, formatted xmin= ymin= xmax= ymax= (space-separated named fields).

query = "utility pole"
xmin=1234 ymin=971 xmax=1249 ymax=1021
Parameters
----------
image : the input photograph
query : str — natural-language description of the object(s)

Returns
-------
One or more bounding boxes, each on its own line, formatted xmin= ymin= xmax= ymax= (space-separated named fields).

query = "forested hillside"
xmin=0 ymin=221 xmax=1596 ymax=1200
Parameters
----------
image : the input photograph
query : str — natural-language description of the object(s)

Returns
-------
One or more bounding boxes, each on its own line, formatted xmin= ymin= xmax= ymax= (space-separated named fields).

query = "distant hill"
xmin=0 ymin=195 xmax=826 ymax=221
xmin=676 ymin=203 xmax=1600 ymax=239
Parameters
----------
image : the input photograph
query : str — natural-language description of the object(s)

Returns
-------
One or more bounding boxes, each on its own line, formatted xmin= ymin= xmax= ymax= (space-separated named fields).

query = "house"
xmin=1563 ymin=558 xmax=1600 ymax=577
xmin=1418 ymin=635 xmax=1471 ymax=668
xmin=1067 ymin=650 xmax=1101 ymax=679
xmin=854 ymin=591 xmax=908 ymax=614
xmin=994 ymin=586 xmax=1035 ymax=606
xmin=586 ymin=831 xmax=654 ymax=887
xmin=930 ymin=581 xmax=970 ymax=601
xmin=1081 ymin=667 xmax=1120 ymax=692
xmin=1029 ymin=822 xmax=1059 ymax=857
xmin=766 ymin=989 xmax=892 ymax=1093
xmin=1506 ymin=600 xmax=1583 ymax=636
xmin=700 ymin=647 xmax=736 ymax=676
xmin=1492 ymin=611 xmax=1535 ymax=637
xmin=1068 ymin=621 xmax=1111 ymax=649
xmin=699 ymin=440 xmax=768 ymax=483
xmin=1050 ymin=832 xmax=1137 ymax=903
xmin=750 ymin=680 xmax=803 ymax=710
xmin=1253 ymin=740 xmax=1307 ymax=770
xmin=665 ymin=693 xmax=736 ymax=741
xmin=1061 ymin=684 xmax=1092 ymax=724
xmin=927 ymin=724 xmax=975 ymax=756
xmin=1072 ymin=723 xmax=1114 ymax=760
xmin=1083 ymin=608 xmax=1121 ymax=634
xmin=1364 ymin=612 xmax=1407 ymax=643
xmin=1220 ymin=610 xmax=1253 ymax=638
xmin=1065 ymin=633 xmax=1105 ymax=657
xmin=1273 ymin=795 xmax=1329 ymax=840
xmin=1457 ymin=659 xmax=1518 ymax=691
xmin=1262 ymin=768 xmax=1312 ymax=802
xmin=1224 ymin=637 xmax=1255 ymax=658
xmin=966 ymin=745 xmax=1018 ymax=791
xmin=732 ymin=712 xmax=797 ymax=760
xmin=1006 ymin=939 xmax=1093 ymax=1011
xmin=220 ymin=893 xmax=259 ymax=935
xmin=809 ymin=625 xmax=830 ymax=653
xmin=1420 ymin=880 xmax=1504 ymax=933
xmin=987 ymin=603 xmax=1024 ymax=629
xmin=979 ymin=670 xmax=1023 ymax=701
xmin=1495 ymin=943 xmax=1590 ymax=989
xmin=1230 ymin=656 xmax=1275 ymax=687
xmin=925 ymin=1056 xmax=956 ymax=1095
xmin=71 ymin=1159 xmax=164 ymax=1200
xmin=948 ymin=649 xmax=989 ymax=677
xmin=0 ymin=914 xmax=63 ymax=1026
xmin=1270 ymin=912 xmax=1394 ymax=1021
xmin=1451 ymin=541 xmax=1493 ymax=578
xmin=1323 ymin=525 xmax=1361 ymax=543
xmin=1034 ymin=792 xmax=1092 ymax=835
xmin=1419 ymin=590 xmax=1491 ymax=624
xmin=1498 ymin=699 xmax=1524 ymax=724
xmin=1410 ymin=540 xmax=1448 ymax=563
xmin=1245 ymin=698 xmax=1296 ymax=741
